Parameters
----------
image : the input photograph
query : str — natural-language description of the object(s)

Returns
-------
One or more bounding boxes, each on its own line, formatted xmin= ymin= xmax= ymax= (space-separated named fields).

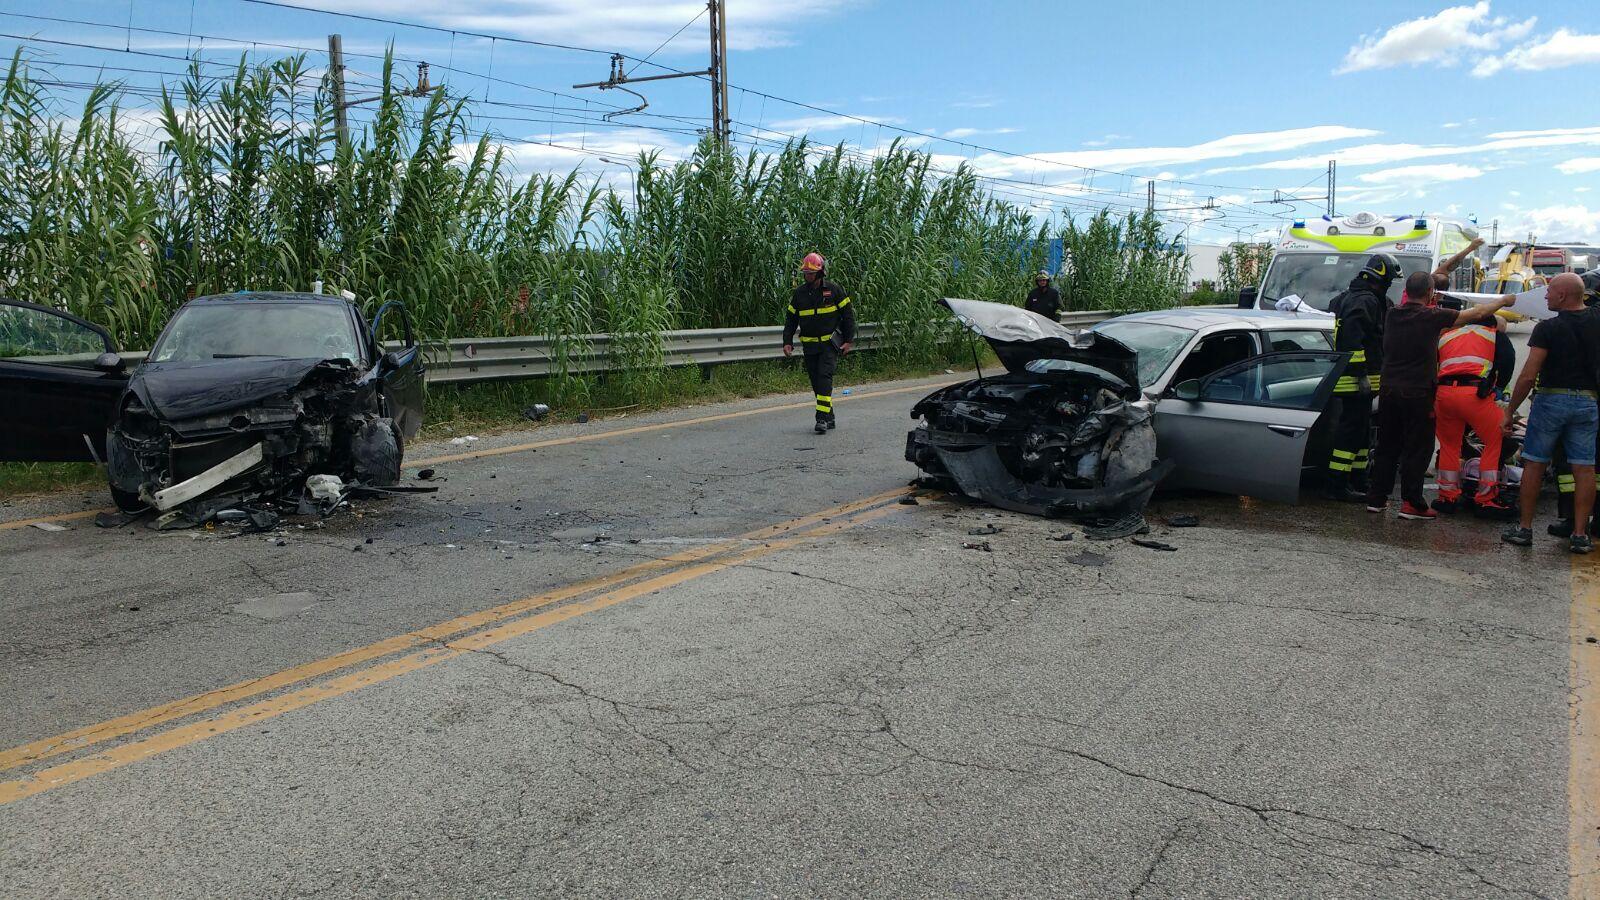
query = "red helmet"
xmin=799 ymin=252 xmax=826 ymax=273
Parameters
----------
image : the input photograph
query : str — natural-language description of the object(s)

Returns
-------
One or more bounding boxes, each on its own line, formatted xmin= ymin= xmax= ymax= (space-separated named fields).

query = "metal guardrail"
xmin=102 ymin=306 xmax=1224 ymax=387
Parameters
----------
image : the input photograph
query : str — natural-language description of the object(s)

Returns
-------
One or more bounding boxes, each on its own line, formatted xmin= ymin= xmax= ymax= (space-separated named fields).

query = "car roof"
xmin=1097 ymin=308 xmax=1335 ymax=330
xmin=187 ymin=291 xmax=354 ymax=307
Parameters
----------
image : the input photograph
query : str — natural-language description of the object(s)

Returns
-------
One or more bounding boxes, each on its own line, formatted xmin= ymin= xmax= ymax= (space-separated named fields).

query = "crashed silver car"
xmin=907 ymin=300 xmax=1353 ymax=521
xmin=0 ymin=292 xmax=425 ymax=524
xmin=906 ymin=298 xmax=1172 ymax=527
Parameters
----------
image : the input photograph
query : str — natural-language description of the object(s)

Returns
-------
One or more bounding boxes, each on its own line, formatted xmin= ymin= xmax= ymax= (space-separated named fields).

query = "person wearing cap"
xmin=783 ymin=252 xmax=856 ymax=435
xmin=1025 ymin=271 xmax=1061 ymax=321
xmin=1503 ymin=272 xmax=1600 ymax=553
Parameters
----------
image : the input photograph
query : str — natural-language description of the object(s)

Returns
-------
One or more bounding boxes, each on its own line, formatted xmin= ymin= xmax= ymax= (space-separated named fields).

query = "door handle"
xmin=1267 ymin=425 xmax=1306 ymax=437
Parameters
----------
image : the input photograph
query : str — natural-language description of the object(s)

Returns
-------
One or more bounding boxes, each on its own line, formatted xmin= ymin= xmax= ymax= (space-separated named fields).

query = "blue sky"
xmin=5 ymin=1 xmax=1600 ymax=243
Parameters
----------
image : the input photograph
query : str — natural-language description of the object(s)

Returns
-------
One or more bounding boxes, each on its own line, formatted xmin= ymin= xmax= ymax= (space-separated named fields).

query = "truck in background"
xmin=1244 ymin=212 xmax=1479 ymax=311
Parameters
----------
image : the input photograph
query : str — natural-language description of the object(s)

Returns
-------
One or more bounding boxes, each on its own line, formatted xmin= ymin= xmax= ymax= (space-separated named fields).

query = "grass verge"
xmin=0 ymin=347 xmax=990 ymax=502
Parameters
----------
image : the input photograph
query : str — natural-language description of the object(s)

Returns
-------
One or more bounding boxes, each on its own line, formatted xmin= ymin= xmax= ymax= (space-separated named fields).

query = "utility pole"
xmin=328 ymin=34 xmax=349 ymax=145
xmin=1491 ymin=219 xmax=1499 ymax=244
xmin=574 ymin=1 xmax=729 ymax=146
xmin=1327 ymin=160 xmax=1336 ymax=217
xmin=1146 ymin=180 xmax=1155 ymax=213
xmin=709 ymin=0 xmax=729 ymax=144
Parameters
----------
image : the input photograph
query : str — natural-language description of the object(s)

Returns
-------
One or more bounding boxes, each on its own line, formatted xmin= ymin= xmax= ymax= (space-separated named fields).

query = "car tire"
xmin=350 ymin=417 xmax=403 ymax=486
xmin=109 ymin=486 xmax=145 ymax=514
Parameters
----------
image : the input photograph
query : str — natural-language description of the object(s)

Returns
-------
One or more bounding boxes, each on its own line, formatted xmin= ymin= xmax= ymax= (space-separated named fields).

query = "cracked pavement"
xmin=0 ymin=371 xmax=1581 ymax=898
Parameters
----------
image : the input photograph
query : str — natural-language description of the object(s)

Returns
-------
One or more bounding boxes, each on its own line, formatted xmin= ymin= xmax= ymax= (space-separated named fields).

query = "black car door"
xmin=0 ymin=299 xmax=130 ymax=462
xmin=370 ymin=301 xmax=424 ymax=439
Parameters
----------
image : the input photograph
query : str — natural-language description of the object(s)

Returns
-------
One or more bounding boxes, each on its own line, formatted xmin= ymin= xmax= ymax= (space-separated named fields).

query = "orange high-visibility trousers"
xmin=1435 ymin=384 xmax=1503 ymax=503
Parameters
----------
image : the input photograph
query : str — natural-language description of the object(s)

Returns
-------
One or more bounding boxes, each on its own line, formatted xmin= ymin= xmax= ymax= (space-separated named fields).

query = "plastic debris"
xmin=840 ymin=388 xmax=852 ymax=396
xmin=897 ymin=495 xmax=919 ymax=506
xmin=1166 ymin=514 xmax=1200 ymax=528
xmin=961 ymin=540 xmax=992 ymax=551
xmin=1131 ymin=537 xmax=1178 ymax=551
xmin=1049 ymin=532 xmax=1075 ymax=541
xmin=968 ymin=525 xmax=1002 ymax=535
xmin=447 ymin=435 xmax=480 ymax=446
xmin=30 ymin=522 xmax=68 ymax=532
xmin=306 ymin=474 xmax=345 ymax=503
xmin=522 ymin=404 xmax=551 ymax=422
xmin=576 ymin=413 xmax=590 ymax=424
xmin=416 ymin=468 xmax=437 ymax=481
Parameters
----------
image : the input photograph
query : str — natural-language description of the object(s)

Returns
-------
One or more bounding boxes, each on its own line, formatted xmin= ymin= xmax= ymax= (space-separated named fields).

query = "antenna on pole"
xmin=573 ymin=1 xmax=728 ymax=145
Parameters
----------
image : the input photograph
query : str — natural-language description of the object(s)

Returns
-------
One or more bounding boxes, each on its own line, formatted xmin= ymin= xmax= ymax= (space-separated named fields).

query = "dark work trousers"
xmin=1328 ymin=393 xmax=1373 ymax=487
xmin=803 ymin=344 xmax=839 ymax=423
xmin=1365 ymin=389 xmax=1436 ymax=508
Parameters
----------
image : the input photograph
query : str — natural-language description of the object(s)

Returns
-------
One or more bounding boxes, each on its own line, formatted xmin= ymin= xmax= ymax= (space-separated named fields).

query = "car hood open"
xmin=130 ymin=357 xmax=355 ymax=420
xmin=940 ymin=297 xmax=1139 ymax=387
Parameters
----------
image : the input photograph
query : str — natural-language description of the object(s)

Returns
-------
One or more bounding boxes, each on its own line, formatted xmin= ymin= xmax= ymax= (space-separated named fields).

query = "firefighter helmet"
xmin=799 ymin=252 xmax=826 ymax=273
xmin=1035 ymin=270 xmax=1050 ymax=281
xmin=1360 ymin=252 xmax=1401 ymax=283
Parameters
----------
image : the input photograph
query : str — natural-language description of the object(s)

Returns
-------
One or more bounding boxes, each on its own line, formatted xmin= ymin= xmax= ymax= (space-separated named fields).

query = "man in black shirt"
xmin=783 ymin=252 xmax=856 ymax=435
xmin=1364 ymin=271 xmax=1512 ymax=519
xmin=1503 ymin=273 xmax=1600 ymax=552
xmin=1025 ymin=271 xmax=1060 ymax=321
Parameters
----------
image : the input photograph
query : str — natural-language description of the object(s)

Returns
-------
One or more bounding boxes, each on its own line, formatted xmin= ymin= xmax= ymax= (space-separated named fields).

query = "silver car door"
xmin=1154 ymin=351 xmax=1348 ymax=504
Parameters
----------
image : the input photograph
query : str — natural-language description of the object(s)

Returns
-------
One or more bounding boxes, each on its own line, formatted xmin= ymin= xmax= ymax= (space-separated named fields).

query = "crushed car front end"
xmin=906 ymin=298 xmax=1172 ymax=530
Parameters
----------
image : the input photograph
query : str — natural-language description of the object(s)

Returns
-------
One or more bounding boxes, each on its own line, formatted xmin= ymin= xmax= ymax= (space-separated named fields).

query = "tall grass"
xmin=0 ymin=50 xmax=1188 ymax=393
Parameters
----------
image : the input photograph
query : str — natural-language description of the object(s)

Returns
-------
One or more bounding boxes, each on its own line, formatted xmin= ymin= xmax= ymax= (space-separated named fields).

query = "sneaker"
xmin=1572 ymin=534 xmax=1595 ymax=555
xmin=1365 ymin=501 xmax=1387 ymax=513
xmin=1549 ymin=518 xmax=1575 ymax=538
xmin=813 ymin=422 xmax=828 ymax=435
xmin=1502 ymin=526 xmax=1533 ymax=546
xmin=1432 ymin=498 xmax=1458 ymax=514
xmin=1398 ymin=502 xmax=1437 ymax=521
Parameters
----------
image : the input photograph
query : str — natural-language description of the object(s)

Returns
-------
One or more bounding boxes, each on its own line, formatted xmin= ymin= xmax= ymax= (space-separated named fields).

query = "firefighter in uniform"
xmin=1548 ymin=269 xmax=1600 ymax=536
xmin=1326 ymin=252 xmax=1399 ymax=501
xmin=1432 ymin=306 xmax=1515 ymax=515
xmin=783 ymin=252 xmax=856 ymax=435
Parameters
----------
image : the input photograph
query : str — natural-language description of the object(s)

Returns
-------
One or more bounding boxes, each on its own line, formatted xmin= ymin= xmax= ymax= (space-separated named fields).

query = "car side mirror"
xmin=380 ymin=349 xmax=408 ymax=371
xmin=1172 ymin=379 xmax=1202 ymax=401
xmin=94 ymin=352 xmax=125 ymax=374
xmin=1237 ymin=286 xmax=1259 ymax=309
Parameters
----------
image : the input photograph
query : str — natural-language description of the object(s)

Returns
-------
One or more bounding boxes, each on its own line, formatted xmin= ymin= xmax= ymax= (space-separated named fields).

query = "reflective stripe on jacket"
xmin=1437 ymin=323 xmax=1496 ymax=379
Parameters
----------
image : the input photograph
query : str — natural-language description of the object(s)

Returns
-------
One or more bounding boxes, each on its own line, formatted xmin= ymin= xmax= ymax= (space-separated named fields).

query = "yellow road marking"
xmin=0 ymin=379 xmax=947 ymax=530
xmin=0 ymin=495 xmax=912 ymax=804
xmin=1572 ymin=559 xmax=1600 ymax=898
xmin=0 ymin=509 xmax=103 ymax=532
xmin=0 ymin=486 xmax=910 ymax=773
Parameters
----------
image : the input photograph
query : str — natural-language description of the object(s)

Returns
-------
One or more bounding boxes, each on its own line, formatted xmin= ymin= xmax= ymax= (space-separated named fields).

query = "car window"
xmin=1263 ymin=330 xmax=1332 ymax=352
xmin=1200 ymin=355 xmax=1339 ymax=409
xmin=1088 ymin=321 xmax=1195 ymax=387
xmin=0 ymin=303 xmax=110 ymax=367
xmin=150 ymin=303 xmax=362 ymax=363
xmin=1170 ymin=332 xmax=1256 ymax=386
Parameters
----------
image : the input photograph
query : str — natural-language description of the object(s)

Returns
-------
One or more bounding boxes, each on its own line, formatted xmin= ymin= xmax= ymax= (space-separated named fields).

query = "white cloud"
xmin=304 ymin=0 xmax=848 ymax=52
xmin=768 ymin=114 xmax=902 ymax=135
xmin=943 ymin=126 xmax=1019 ymax=139
xmin=1475 ymin=27 xmax=1600 ymax=77
xmin=1557 ymin=157 xmax=1600 ymax=175
xmin=1337 ymin=2 xmax=1535 ymax=74
xmin=1208 ymin=126 xmax=1600 ymax=173
xmin=1499 ymin=204 xmax=1600 ymax=241
xmin=1083 ymin=134 xmax=1127 ymax=147
xmin=964 ymin=125 xmax=1377 ymax=176
xmin=1357 ymin=163 xmax=1485 ymax=184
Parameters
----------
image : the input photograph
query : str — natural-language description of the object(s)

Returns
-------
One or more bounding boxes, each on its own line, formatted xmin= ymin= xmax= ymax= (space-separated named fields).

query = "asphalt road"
xmin=0 ymin=366 xmax=1593 ymax=899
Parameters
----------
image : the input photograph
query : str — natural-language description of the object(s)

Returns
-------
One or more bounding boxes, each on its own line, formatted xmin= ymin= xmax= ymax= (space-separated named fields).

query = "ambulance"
xmin=1248 ymin=212 xmax=1481 ymax=311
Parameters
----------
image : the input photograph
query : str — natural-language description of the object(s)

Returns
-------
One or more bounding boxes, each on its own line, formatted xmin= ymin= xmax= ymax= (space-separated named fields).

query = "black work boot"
xmin=1323 ymin=472 xmax=1365 ymax=503
xmin=814 ymin=420 xmax=828 ymax=435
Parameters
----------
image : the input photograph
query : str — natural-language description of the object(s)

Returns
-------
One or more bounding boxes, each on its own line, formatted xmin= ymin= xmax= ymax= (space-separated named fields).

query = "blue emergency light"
xmin=1292 ymin=219 xmax=1305 ymax=228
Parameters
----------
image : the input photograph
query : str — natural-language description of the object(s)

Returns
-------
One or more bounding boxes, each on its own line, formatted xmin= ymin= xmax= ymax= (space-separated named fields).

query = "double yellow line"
xmin=0 ymin=486 xmax=919 ymax=805
xmin=1570 ymin=559 xmax=1600 ymax=898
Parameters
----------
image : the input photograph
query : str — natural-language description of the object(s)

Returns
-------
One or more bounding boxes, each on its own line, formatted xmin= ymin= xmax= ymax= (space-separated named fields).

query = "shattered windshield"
xmin=1260 ymin=253 xmax=1432 ymax=310
xmin=1089 ymin=320 xmax=1194 ymax=387
xmin=150 ymin=303 xmax=361 ymax=363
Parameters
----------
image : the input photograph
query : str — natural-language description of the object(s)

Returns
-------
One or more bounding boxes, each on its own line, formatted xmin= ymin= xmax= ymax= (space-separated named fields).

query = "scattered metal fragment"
xmin=1066 ymin=550 xmax=1108 ymax=567
xmin=897 ymin=495 xmax=919 ymax=506
xmin=95 ymin=510 xmax=141 ymax=528
xmin=961 ymin=540 xmax=992 ymax=551
xmin=1083 ymin=513 xmax=1151 ymax=541
xmin=1166 ymin=514 xmax=1200 ymax=528
xmin=968 ymin=525 xmax=1002 ymax=535
xmin=1131 ymin=538 xmax=1178 ymax=551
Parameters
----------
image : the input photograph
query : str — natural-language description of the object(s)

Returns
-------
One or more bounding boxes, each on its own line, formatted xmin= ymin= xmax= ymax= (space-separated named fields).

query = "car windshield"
xmin=150 ymin=303 xmax=361 ymax=363
xmin=1089 ymin=320 xmax=1195 ymax=387
xmin=1259 ymin=253 xmax=1433 ymax=310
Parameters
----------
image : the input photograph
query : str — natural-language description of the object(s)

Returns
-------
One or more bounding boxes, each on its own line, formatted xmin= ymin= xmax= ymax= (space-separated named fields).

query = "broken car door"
xmin=1153 ymin=351 xmax=1348 ymax=504
xmin=370 ymin=301 xmax=424 ymax=440
xmin=0 ymin=299 xmax=128 ymax=462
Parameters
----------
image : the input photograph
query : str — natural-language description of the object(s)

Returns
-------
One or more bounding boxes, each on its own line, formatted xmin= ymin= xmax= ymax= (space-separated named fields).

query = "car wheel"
xmin=110 ymin=486 xmax=146 ymax=514
xmin=350 ymin=417 xmax=402 ymax=486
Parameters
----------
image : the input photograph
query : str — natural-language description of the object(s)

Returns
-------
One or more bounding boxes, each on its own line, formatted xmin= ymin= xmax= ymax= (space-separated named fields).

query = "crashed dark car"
xmin=0 ymin=292 xmax=424 ymax=522
xmin=906 ymin=298 xmax=1172 ymax=529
